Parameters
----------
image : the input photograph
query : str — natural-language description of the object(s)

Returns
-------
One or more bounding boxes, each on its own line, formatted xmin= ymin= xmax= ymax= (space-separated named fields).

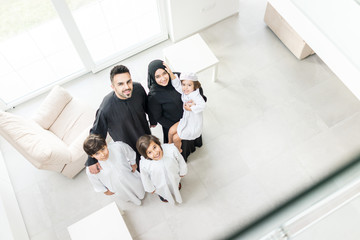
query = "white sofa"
xmin=0 ymin=86 xmax=95 ymax=178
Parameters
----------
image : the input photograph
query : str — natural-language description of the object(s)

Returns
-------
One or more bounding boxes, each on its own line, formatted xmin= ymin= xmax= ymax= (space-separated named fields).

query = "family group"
xmin=83 ymin=59 xmax=207 ymax=205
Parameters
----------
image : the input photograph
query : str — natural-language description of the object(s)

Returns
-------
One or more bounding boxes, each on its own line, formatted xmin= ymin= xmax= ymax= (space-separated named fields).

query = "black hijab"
xmin=147 ymin=59 xmax=175 ymax=91
xmin=147 ymin=59 xmax=207 ymax=101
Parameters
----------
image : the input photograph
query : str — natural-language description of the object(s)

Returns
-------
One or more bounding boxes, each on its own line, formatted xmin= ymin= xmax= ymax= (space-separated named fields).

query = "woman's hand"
xmin=184 ymin=104 xmax=192 ymax=111
xmin=186 ymin=100 xmax=195 ymax=107
xmin=184 ymin=100 xmax=195 ymax=111
xmin=131 ymin=164 xmax=137 ymax=172
xmin=104 ymin=190 xmax=114 ymax=195
xmin=88 ymin=162 xmax=102 ymax=174
xmin=163 ymin=62 xmax=176 ymax=80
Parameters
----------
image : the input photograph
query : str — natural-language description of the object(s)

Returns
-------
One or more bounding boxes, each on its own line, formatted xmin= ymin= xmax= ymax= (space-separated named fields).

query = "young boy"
xmin=83 ymin=134 xmax=145 ymax=205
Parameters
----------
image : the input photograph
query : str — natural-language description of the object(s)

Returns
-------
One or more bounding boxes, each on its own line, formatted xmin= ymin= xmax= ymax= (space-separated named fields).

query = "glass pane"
xmin=67 ymin=0 xmax=162 ymax=62
xmin=0 ymin=0 xmax=84 ymax=103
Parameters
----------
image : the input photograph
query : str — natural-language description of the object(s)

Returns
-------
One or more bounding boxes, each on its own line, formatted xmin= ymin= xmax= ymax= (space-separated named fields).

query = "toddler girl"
xmin=165 ymin=64 xmax=206 ymax=152
xmin=136 ymin=134 xmax=187 ymax=204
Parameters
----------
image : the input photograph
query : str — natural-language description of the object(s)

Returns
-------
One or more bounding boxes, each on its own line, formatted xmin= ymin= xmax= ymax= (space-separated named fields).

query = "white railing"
xmin=261 ymin=178 xmax=360 ymax=240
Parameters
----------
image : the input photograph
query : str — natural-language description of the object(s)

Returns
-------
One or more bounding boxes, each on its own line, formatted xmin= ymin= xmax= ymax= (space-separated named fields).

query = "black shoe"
xmin=178 ymin=182 xmax=182 ymax=190
xmin=159 ymin=195 xmax=168 ymax=202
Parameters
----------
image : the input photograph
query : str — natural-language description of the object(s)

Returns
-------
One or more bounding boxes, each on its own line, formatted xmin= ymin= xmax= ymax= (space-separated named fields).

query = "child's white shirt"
xmin=86 ymin=141 xmax=145 ymax=205
xmin=171 ymin=75 xmax=206 ymax=140
xmin=140 ymin=144 xmax=187 ymax=205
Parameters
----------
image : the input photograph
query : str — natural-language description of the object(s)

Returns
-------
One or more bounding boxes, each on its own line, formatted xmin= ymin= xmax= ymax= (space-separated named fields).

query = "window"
xmin=0 ymin=0 xmax=167 ymax=109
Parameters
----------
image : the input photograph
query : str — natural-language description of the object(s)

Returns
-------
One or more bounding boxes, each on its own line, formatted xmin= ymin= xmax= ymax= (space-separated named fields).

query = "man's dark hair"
xmin=110 ymin=65 xmax=130 ymax=83
xmin=136 ymin=134 xmax=162 ymax=159
xmin=83 ymin=134 xmax=106 ymax=156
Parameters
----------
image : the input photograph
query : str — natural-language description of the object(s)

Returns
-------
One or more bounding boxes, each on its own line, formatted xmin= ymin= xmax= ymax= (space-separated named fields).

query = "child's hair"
xmin=179 ymin=72 xmax=201 ymax=90
xmin=192 ymin=80 xmax=201 ymax=90
xmin=83 ymin=134 xmax=106 ymax=156
xmin=136 ymin=134 xmax=162 ymax=159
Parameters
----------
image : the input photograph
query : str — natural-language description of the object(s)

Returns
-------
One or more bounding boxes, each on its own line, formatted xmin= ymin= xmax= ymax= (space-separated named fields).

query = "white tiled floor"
xmin=2 ymin=0 xmax=360 ymax=239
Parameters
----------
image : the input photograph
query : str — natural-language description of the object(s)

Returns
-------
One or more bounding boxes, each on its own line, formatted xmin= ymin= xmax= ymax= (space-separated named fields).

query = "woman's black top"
xmin=147 ymin=59 xmax=203 ymax=161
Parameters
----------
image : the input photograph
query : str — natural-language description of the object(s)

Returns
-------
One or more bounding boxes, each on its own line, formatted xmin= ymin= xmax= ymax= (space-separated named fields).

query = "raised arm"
xmin=163 ymin=62 xmax=182 ymax=94
xmin=164 ymin=62 xmax=176 ymax=80
xmin=171 ymin=75 xmax=182 ymax=94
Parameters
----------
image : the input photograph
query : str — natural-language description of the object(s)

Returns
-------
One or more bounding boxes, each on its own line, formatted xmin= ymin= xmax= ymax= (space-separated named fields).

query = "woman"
xmin=147 ymin=59 xmax=205 ymax=161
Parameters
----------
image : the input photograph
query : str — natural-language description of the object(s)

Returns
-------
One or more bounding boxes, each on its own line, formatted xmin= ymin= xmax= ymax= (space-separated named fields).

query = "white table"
xmin=163 ymin=33 xmax=219 ymax=82
xmin=67 ymin=202 xmax=132 ymax=240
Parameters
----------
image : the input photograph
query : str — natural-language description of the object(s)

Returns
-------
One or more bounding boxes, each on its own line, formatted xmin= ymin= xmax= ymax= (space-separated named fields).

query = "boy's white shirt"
xmin=85 ymin=142 xmax=143 ymax=196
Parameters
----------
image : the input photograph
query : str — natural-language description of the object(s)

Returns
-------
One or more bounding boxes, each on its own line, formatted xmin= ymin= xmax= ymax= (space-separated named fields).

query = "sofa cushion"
xmin=0 ymin=111 xmax=71 ymax=168
xmin=32 ymin=86 xmax=73 ymax=130
xmin=49 ymin=99 xmax=95 ymax=145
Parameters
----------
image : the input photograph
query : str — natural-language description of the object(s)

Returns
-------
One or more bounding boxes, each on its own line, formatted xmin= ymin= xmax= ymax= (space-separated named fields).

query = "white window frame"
xmin=1 ymin=0 xmax=168 ymax=110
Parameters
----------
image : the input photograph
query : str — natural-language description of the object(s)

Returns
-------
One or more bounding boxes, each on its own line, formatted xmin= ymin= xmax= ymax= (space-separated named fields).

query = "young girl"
xmin=136 ymin=134 xmax=187 ymax=204
xmin=166 ymin=64 xmax=206 ymax=152
xmin=83 ymin=134 xmax=145 ymax=205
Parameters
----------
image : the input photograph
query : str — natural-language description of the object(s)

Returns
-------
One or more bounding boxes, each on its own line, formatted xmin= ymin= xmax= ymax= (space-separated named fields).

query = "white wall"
xmin=268 ymin=0 xmax=360 ymax=101
xmin=166 ymin=0 xmax=239 ymax=42
xmin=289 ymin=0 xmax=360 ymax=72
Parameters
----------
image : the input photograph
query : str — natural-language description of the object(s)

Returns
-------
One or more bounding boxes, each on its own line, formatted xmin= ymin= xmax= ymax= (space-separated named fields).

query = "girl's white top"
xmin=172 ymin=75 xmax=206 ymax=140
xmin=140 ymin=144 xmax=187 ymax=205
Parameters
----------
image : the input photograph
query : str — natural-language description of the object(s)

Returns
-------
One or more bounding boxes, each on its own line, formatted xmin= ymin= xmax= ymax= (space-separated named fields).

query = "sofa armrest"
xmin=0 ymin=111 xmax=71 ymax=169
xmin=32 ymin=86 xmax=73 ymax=130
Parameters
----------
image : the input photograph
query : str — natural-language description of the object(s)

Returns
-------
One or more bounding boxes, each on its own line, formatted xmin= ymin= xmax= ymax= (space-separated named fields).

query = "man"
xmin=86 ymin=65 xmax=151 ymax=173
